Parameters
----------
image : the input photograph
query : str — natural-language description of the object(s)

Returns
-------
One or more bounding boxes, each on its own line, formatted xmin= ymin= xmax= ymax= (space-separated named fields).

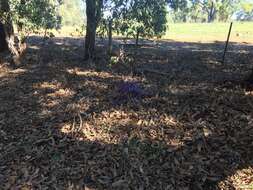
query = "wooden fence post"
xmin=222 ymin=22 xmax=233 ymax=64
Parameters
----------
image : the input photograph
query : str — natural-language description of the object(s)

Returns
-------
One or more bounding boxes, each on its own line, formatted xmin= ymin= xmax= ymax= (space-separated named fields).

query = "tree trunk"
xmin=0 ymin=0 xmax=14 ymax=42
xmin=108 ymin=19 xmax=113 ymax=55
xmin=0 ymin=0 xmax=22 ymax=65
xmin=0 ymin=22 xmax=7 ymax=52
xmin=84 ymin=0 xmax=103 ymax=60
xmin=135 ymin=30 xmax=140 ymax=47
xmin=85 ymin=0 xmax=96 ymax=60
xmin=207 ymin=2 xmax=216 ymax=23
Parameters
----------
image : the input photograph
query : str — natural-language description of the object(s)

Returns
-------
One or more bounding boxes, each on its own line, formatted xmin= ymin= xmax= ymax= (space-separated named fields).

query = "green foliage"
xmin=59 ymin=0 xmax=85 ymax=27
xmin=241 ymin=1 xmax=253 ymax=13
xmin=98 ymin=0 xmax=168 ymax=41
xmin=97 ymin=18 xmax=109 ymax=38
xmin=119 ymin=0 xmax=167 ymax=40
xmin=237 ymin=1 xmax=253 ymax=20
xmin=168 ymin=0 xmax=241 ymax=23
xmin=11 ymin=0 xmax=61 ymax=31
xmin=109 ymin=56 xmax=119 ymax=66
xmin=215 ymin=0 xmax=240 ymax=21
xmin=97 ymin=0 xmax=127 ymax=37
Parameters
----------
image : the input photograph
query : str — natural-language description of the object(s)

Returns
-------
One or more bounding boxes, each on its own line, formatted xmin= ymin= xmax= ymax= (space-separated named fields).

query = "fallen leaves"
xmin=0 ymin=37 xmax=253 ymax=190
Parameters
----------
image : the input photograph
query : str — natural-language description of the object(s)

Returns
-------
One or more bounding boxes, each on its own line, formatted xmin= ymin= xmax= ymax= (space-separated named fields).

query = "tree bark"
xmin=0 ymin=0 xmax=22 ymax=65
xmin=135 ymin=30 xmax=140 ymax=47
xmin=0 ymin=0 xmax=14 ymax=40
xmin=108 ymin=19 xmax=113 ymax=55
xmin=85 ymin=0 xmax=96 ymax=60
xmin=84 ymin=0 xmax=103 ymax=60
xmin=207 ymin=2 xmax=216 ymax=23
xmin=0 ymin=22 xmax=7 ymax=52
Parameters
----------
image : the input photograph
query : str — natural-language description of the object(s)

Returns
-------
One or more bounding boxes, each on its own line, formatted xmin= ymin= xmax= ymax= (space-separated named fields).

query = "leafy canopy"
xmin=0 ymin=0 xmax=61 ymax=32
xmin=100 ymin=0 xmax=168 ymax=40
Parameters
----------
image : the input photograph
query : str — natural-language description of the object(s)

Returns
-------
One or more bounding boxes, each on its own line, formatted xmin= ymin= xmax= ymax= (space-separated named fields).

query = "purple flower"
xmin=118 ymin=82 xmax=145 ymax=98
xmin=113 ymin=81 xmax=148 ymax=105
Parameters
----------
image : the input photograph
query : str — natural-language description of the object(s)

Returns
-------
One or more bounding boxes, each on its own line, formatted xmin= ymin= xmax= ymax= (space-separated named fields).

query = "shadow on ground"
xmin=0 ymin=36 xmax=253 ymax=190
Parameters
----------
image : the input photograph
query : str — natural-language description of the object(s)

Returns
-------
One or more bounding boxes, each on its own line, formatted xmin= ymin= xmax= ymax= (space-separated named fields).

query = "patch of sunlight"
xmin=182 ymin=45 xmax=201 ymax=50
xmin=163 ymin=115 xmax=179 ymax=126
xmin=66 ymin=101 xmax=92 ymax=114
xmin=245 ymin=91 xmax=253 ymax=96
xmin=141 ymin=46 xmax=157 ymax=50
xmin=168 ymin=84 xmax=193 ymax=94
xmin=9 ymin=68 xmax=27 ymax=74
xmin=92 ymin=109 xmax=184 ymax=143
xmin=60 ymin=122 xmax=108 ymax=143
xmin=39 ymin=109 xmax=52 ymax=117
xmin=60 ymin=111 xmax=188 ymax=148
xmin=220 ymin=166 xmax=253 ymax=190
xmin=0 ymin=73 xmax=6 ymax=78
xmin=29 ymin=45 xmax=40 ymax=50
xmin=55 ymin=42 xmax=64 ymax=45
xmin=0 ymin=68 xmax=9 ymax=78
xmin=42 ymin=100 xmax=60 ymax=108
xmin=191 ymin=49 xmax=221 ymax=53
xmin=67 ymin=68 xmax=119 ymax=79
xmin=47 ymin=88 xmax=75 ymax=98
xmin=60 ymin=123 xmax=72 ymax=134
xmin=35 ymin=82 xmax=60 ymax=90
xmin=168 ymin=84 xmax=210 ymax=95
xmin=238 ymin=50 xmax=250 ymax=54
xmin=207 ymin=60 xmax=222 ymax=66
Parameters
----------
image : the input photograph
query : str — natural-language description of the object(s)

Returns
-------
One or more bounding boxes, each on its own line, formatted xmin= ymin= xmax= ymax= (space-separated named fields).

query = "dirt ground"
xmin=0 ymin=37 xmax=253 ymax=190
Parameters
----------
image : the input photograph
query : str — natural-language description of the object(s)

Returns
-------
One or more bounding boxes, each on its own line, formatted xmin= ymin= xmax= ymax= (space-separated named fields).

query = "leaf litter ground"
xmin=0 ymin=37 xmax=253 ymax=190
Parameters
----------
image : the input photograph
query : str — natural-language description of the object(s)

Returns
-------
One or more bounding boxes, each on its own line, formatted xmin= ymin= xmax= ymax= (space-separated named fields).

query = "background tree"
xmin=59 ymin=0 xmax=85 ymax=27
xmin=236 ymin=1 xmax=253 ymax=20
xmin=0 ymin=0 xmax=14 ymax=39
xmin=168 ymin=0 xmax=241 ymax=23
xmin=0 ymin=22 xmax=7 ymax=52
xmin=190 ymin=0 xmax=218 ymax=22
xmin=84 ymin=0 xmax=103 ymax=60
xmin=0 ymin=0 xmax=18 ymax=57
xmin=168 ymin=0 xmax=190 ymax=22
xmin=13 ymin=0 xmax=61 ymax=40
xmin=0 ymin=0 xmax=61 ymax=65
xmin=196 ymin=0 xmax=240 ymax=22
xmin=119 ymin=0 xmax=167 ymax=46
xmin=98 ymin=0 xmax=126 ymax=55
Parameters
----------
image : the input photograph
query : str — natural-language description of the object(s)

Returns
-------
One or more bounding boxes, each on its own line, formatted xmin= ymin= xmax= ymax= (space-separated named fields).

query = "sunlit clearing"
xmin=42 ymin=99 xmax=60 ymax=108
xmin=67 ymin=68 xmax=119 ymax=79
xmin=36 ymin=82 xmax=59 ymax=89
xmin=9 ymin=69 xmax=27 ymax=74
xmin=219 ymin=166 xmax=253 ymax=189
xmin=55 ymin=42 xmax=64 ymax=45
xmin=48 ymin=88 xmax=75 ymax=98
xmin=237 ymin=50 xmax=250 ymax=54
xmin=60 ymin=122 xmax=106 ymax=143
xmin=33 ymin=82 xmax=75 ymax=98
xmin=29 ymin=45 xmax=40 ymax=50
xmin=60 ymin=110 xmax=184 ymax=145
xmin=245 ymin=91 xmax=253 ymax=96
xmin=60 ymin=123 xmax=72 ymax=134
xmin=164 ymin=115 xmax=179 ymax=126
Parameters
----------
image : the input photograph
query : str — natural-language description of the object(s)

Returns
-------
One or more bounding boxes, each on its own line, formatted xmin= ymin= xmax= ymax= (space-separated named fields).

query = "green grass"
xmin=49 ymin=26 xmax=84 ymax=37
xmin=164 ymin=22 xmax=253 ymax=43
xmin=51 ymin=22 xmax=253 ymax=44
